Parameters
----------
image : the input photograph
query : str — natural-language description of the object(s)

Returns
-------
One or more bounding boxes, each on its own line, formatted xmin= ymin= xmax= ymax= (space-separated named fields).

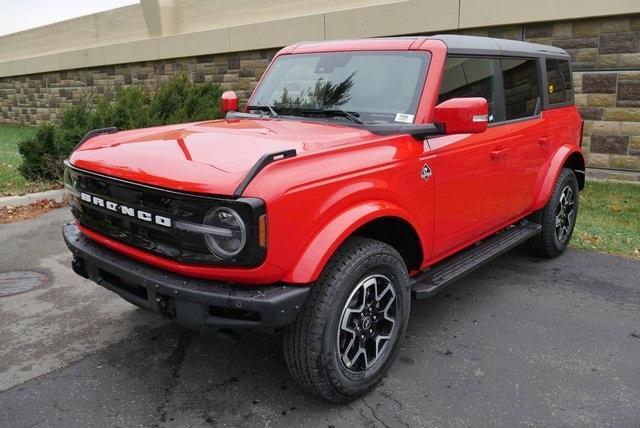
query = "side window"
xmin=502 ymin=58 xmax=541 ymax=120
xmin=546 ymin=58 xmax=573 ymax=105
xmin=438 ymin=57 xmax=500 ymax=123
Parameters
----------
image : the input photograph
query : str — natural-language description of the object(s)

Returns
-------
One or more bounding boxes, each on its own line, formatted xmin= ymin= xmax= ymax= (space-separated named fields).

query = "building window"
xmin=502 ymin=58 xmax=541 ymax=120
xmin=546 ymin=59 xmax=572 ymax=105
xmin=438 ymin=57 xmax=500 ymax=123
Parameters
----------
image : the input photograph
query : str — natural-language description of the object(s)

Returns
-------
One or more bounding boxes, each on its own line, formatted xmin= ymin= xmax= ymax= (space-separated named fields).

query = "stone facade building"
xmin=0 ymin=1 xmax=639 ymax=180
xmin=458 ymin=15 xmax=640 ymax=179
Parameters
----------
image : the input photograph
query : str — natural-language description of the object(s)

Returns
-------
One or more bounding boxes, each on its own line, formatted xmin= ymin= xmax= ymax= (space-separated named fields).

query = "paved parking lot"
xmin=1 ymin=208 xmax=639 ymax=427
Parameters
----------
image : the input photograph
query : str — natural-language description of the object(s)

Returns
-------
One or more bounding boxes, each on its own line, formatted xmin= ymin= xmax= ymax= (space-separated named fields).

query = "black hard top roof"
xmin=428 ymin=34 xmax=570 ymax=59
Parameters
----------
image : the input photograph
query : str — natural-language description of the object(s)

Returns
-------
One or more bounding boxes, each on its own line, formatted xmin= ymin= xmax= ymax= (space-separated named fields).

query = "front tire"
xmin=283 ymin=237 xmax=410 ymax=403
xmin=528 ymin=168 xmax=580 ymax=258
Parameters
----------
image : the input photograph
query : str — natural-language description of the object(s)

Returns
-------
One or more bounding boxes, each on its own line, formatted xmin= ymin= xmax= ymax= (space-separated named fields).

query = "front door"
xmin=427 ymin=128 xmax=512 ymax=258
xmin=429 ymin=56 xmax=511 ymax=258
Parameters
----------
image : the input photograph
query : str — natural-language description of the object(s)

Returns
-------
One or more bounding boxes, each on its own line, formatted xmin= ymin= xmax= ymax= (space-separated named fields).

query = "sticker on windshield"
xmin=395 ymin=113 xmax=414 ymax=124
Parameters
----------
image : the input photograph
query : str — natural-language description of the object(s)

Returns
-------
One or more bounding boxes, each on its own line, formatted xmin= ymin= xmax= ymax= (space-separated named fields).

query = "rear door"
xmin=501 ymin=58 xmax=549 ymax=217
xmin=541 ymin=57 xmax=582 ymax=170
xmin=429 ymin=57 xmax=512 ymax=257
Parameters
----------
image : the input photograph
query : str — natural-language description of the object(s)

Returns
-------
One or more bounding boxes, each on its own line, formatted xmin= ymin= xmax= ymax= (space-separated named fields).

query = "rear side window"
xmin=438 ymin=57 xmax=500 ymax=123
xmin=502 ymin=58 xmax=541 ymax=120
xmin=546 ymin=59 xmax=572 ymax=105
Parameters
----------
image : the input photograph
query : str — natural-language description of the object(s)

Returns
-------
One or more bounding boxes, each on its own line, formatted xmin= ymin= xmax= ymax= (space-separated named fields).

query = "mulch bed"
xmin=0 ymin=199 xmax=65 ymax=224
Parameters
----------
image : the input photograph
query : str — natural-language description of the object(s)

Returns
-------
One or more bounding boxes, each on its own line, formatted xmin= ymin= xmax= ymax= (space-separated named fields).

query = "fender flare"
xmin=532 ymin=145 xmax=585 ymax=210
xmin=282 ymin=200 xmax=424 ymax=284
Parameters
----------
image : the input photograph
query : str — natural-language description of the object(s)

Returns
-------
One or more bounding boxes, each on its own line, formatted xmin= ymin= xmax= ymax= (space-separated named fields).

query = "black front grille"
xmin=65 ymin=163 xmax=265 ymax=266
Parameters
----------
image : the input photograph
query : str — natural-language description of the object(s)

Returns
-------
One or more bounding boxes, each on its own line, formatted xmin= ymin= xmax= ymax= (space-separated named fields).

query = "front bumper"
xmin=63 ymin=223 xmax=309 ymax=333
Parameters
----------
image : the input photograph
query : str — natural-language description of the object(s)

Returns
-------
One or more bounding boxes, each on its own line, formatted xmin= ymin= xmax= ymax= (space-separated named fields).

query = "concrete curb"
xmin=0 ymin=189 xmax=65 ymax=208
xmin=586 ymin=167 xmax=640 ymax=183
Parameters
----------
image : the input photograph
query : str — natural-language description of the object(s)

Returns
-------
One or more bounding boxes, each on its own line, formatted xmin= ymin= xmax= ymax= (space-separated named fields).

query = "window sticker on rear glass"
xmin=395 ymin=113 xmax=414 ymax=123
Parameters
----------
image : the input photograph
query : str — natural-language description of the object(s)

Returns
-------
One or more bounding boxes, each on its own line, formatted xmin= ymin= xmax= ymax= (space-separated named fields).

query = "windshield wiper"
xmin=322 ymin=109 xmax=365 ymax=124
xmin=246 ymin=105 xmax=279 ymax=118
xmin=246 ymin=106 xmax=365 ymax=124
xmin=292 ymin=108 xmax=365 ymax=124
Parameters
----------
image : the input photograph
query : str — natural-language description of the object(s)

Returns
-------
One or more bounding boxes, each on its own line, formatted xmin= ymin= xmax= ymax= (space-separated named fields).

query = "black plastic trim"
xmin=365 ymin=123 xmax=444 ymax=139
xmin=73 ymin=127 xmax=118 ymax=152
xmin=487 ymin=114 xmax=542 ymax=128
xmin=227 ymin=111 xmax=444 ymax=140
xmin=411 ymin=221 xmax=542 ymax=299
xmin=429 ymin=35 xmax=570 ymax=59
xmin=63 ymin=222 xmax=309 ymax=333
xmin=233 ymin=149 xmax=297 ymax=197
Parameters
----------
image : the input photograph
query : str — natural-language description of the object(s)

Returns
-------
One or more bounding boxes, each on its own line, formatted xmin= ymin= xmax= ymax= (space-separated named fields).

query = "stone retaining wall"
xmin=1 ymin=14 xmax=639 ymax=177
xmin=575 ymin=70 xmax=640 ymax=172
xmin=453 ymin=14 xmax=640 ymax=176
xmin=0 ymin=49 xmax=277 ymax=126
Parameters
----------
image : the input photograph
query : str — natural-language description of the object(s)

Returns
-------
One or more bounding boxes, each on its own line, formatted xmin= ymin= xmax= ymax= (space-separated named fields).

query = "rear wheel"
xmin=528 ymin=168 xmax=580 ymax=258
xmin=283 ymin=237 xmax=410 ymax=403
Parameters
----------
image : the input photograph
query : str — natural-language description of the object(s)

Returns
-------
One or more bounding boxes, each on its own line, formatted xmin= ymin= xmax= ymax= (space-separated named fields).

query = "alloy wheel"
xmin=555 ymin=185 xmax=576 ymax=242
xmin=337 ymin=274 xmax=397 ymax=373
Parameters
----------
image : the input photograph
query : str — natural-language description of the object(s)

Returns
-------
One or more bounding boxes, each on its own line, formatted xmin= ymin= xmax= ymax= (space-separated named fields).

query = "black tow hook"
xmin=155 ymin=294 xmax=176 ymax=319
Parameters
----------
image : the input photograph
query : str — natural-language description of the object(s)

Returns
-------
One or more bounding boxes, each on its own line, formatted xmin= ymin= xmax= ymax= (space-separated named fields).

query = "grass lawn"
xmin=572 ymin=180 xmax=640 ymax=259
xmin=0 ymin=124 xmax=60 ymax=197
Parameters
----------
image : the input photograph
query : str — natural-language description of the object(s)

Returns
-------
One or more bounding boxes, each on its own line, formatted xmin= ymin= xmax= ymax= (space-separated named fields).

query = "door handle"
xmin=490 ymin=148 xmax=511 ymax=160
xmin=538 ymin=137 xmax=551 ymax=147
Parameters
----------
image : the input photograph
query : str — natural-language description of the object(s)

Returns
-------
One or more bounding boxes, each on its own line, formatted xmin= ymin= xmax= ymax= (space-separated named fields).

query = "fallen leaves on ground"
xmin=0 ymin=199 xmax=65 ymax=224
xmin=579 ymin=232 xmax=601 ymax=246
xmin=610 ymin=203 xmax=624 ymax=213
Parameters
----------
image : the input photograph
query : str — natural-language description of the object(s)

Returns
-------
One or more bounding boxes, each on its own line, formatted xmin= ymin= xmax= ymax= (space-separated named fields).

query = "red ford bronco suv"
xmin=63 ymin=35 xmax=584 ymax=402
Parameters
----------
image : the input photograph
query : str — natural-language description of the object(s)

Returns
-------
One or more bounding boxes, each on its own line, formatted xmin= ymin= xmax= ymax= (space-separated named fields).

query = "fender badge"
xmin=421 ymin=164 xmax=432 ymax=181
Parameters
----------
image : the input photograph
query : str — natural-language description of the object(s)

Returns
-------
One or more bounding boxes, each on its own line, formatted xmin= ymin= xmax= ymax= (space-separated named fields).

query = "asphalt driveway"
xmin=1 ymin=208 xmax=639 ymax=427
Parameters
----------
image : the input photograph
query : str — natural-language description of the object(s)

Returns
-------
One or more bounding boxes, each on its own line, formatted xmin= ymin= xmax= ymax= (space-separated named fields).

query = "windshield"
xmin=249 ymin=51 xmax=430 ymax=124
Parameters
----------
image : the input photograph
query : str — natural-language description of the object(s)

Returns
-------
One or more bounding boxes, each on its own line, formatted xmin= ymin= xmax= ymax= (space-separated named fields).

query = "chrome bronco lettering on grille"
xmin=79 ymin=192 xmax=172 ymax=228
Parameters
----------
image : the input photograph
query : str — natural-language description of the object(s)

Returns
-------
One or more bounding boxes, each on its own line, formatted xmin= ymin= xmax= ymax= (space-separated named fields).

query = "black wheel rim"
xmin=555 ymin=185 xmax=576 ymax=242
xmin=337 ymin=274 xmax=397 ymax=373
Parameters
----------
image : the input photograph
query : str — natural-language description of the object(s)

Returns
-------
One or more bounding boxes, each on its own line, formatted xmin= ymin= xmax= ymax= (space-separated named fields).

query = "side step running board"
xmin=410 ymin=221 xmax=542 ymax=299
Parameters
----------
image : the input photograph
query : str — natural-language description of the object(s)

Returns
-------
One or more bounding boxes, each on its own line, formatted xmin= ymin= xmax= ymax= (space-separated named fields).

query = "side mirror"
xmin=433 ymin=97 xmax=488 ymax=134
xmin=220 ymin=91 xmax=239 ymax=115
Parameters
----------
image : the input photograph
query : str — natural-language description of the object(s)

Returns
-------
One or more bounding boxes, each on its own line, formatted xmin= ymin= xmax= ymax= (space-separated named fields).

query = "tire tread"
xmin=283 ymin=237 xmax=408 ymax=402
xmin=527 ymin=168 xmax=579 ymax=258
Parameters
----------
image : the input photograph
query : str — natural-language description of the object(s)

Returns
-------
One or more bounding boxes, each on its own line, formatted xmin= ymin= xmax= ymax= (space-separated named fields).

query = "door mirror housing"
xmin=433 ymin=97 xmax=488 ymax=134
xmin=220 ymin=91 xmax=239 ymax=115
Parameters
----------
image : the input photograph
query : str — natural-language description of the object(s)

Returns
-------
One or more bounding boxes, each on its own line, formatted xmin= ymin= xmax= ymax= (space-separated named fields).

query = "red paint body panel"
xmin=247 ymin=133 xmax=434 ymax=277
xmin=426 ymin=126 xmax=512 ymax=257
xmin=69 ymin=119 xmax=379 ymax=196
xmin=282 ymin=200 xmax=425 ymax=283
xmin=531 ymin=106 xmax=585 ymax=210
xmin=68 ymin=38 xmax=584 ymax=285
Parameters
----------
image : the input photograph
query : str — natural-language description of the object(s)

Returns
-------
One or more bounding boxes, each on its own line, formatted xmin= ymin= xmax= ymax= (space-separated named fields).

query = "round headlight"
xmin=203 ymin=207 xmax=246 ymax=257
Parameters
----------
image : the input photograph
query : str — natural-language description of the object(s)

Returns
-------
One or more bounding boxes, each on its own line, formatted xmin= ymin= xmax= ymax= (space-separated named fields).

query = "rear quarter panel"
xmin=533 ymin=106 xmax=584 ymax=210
